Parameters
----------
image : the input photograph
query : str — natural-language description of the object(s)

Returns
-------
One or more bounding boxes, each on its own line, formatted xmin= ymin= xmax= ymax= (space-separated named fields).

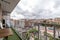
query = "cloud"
xmin=11 ymin=0 xmax=60 ymax=19
xmin=10 ymin=9 xmax=24 ymax=20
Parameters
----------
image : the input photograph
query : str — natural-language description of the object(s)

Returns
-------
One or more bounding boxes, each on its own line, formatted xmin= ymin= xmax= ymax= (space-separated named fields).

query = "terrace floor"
xmin=0 ymin=28 xmax=22 ymax=40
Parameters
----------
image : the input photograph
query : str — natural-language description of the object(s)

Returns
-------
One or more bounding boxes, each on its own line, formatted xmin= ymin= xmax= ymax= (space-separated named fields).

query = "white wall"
xmin=19 ymin=20 xmax=25 ymax=28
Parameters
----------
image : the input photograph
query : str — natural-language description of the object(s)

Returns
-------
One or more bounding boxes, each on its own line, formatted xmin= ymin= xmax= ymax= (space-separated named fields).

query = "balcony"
xmin=2 ymin=27 xmax=22 ymax=40
xmin=0 ymin=22 xmax=60 ymax=40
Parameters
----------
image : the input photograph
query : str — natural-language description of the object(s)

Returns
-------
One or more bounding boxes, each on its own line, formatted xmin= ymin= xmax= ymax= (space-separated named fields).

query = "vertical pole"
xmin=38 ymin=24 xmax=41 ymax=40
xmin=45 ymin=26 xmax=47 ymax=40
xmin=58 ymin=30 xmax=60 ymax=38
xmin=57 ymin=28 xmax=60 ymax=38
xmin=53 ymin=26 xmax=56 ymax=40
xmin=39 ymin=24 xmax=41 ymax=40
xmin=38 ymin=24 xmax=40 ymax=40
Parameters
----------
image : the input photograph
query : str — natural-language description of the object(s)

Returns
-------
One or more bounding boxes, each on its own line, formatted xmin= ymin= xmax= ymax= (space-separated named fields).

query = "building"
xmin=10 ymin=19 xmax=25 ymax=28
xmin=53 ymin=18 xmax=60 ymax=24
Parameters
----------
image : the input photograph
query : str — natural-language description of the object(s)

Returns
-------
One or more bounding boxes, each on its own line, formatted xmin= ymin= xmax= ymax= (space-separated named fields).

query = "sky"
xmin=10 ymin=0 xmax=60 ymax=19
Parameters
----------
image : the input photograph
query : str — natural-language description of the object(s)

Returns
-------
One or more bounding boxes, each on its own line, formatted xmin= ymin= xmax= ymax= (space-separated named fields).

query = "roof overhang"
xmin=0 ymin=0 xmax=20 ymax=15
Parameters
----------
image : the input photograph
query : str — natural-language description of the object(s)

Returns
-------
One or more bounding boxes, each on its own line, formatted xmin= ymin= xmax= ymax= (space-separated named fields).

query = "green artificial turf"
xmin=8 ymin=31 xmax=20 ymax=40
xmin=8 ymin=30 xmax=21 ymax=40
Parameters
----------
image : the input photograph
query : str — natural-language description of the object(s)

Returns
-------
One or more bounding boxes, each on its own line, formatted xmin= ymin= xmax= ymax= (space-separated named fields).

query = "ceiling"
xmin=0 ymin=0 xmax=20 ymax=15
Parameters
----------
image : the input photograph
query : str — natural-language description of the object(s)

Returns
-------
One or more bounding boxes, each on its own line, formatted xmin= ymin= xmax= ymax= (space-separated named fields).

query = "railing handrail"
xmin=11 ymin=27 xmax=22 ymax=40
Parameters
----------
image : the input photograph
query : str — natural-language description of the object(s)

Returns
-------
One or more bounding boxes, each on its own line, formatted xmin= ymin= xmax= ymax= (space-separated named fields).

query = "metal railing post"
xmin=38 ymin=24 xmax=40 ymax=40
xmin=53 ymin=26 xmax=56 ymax=40
xmin=38 ymin=24 xmax=39 ymax=40
xmin=45 ymin=26 xmax=47 ymax=40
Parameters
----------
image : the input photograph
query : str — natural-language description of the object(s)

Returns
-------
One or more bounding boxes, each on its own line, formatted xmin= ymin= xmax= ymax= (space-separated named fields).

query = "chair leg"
xmin=3 ymin=36 xmax=8 ymax=40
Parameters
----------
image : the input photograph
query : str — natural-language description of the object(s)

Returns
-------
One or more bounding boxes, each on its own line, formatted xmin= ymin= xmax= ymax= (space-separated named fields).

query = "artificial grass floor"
xmin=8 ymin=29 xmax=21 ymax=40
xmin=8 ymin=32 xmax=20 ymax=40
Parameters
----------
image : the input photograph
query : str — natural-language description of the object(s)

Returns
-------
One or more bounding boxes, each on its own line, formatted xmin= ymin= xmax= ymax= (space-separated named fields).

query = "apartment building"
xmin=10 ymin=19 xmax=25 ymax=28
xmin=53 ymin=18 xmax=60 ymax=24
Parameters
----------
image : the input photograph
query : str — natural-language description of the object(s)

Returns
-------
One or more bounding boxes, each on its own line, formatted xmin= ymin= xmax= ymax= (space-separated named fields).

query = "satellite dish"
xmin=0 ymin=0 xmax=20 ymax=15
